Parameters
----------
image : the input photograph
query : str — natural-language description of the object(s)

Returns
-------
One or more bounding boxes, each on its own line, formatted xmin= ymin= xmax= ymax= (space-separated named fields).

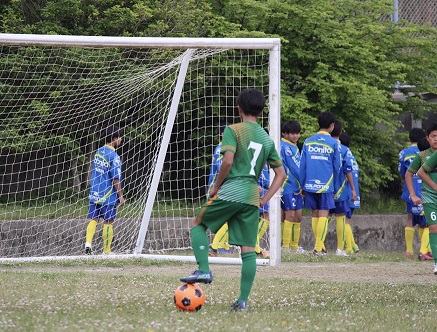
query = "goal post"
xmin=0 ymin=33 xmax=281 ymax=266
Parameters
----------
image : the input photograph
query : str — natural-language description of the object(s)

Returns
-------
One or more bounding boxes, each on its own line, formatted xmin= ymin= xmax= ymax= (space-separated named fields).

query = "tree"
xmin=213 ymin=0 xmax=437 ymax=195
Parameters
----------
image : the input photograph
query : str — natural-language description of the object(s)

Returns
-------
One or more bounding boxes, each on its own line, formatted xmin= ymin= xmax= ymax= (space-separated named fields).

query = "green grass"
xmin=0 ymin=253 xmax=435 ymax=331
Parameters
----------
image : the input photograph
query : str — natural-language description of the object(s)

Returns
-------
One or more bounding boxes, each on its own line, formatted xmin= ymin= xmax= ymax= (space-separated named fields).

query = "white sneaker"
xmin=85 ymin=243 xmax=93 ymax=255
xmin=433 ymin=264 xmax=437 ymax=275
xmin=336 ymin=249 xmax=349 ymax=257
xmin=291 ymin=247 xmax=307 ymax=254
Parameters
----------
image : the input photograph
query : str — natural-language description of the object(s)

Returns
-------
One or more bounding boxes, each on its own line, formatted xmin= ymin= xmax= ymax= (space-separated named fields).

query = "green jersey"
xmin=407 ymin=148 xmax=433 ymax=175
xmin=418 ymin=149 xmax=437 ymax=204
xmin=218 ymin=121 xmax=282 ymax=206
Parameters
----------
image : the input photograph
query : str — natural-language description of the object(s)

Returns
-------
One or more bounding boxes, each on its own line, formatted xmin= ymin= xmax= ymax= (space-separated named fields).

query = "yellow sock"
xmin=345 ymin=223 xmax=353 ymax=252
xmin=258 ymin=218 xmax=270 ymax=239
xmin=405 ymin=226 xmax=415 ymax=254
xmin=102 ymin=223 xmax=114 ymax=254
xmin=420 ymin=227 xmax=430 ymax=254
xmin=351 ymin=225 xmax=357 ymax=247
xmin=315 ymin=217 xmax=328 ymax=252
xmin=212 ymin=224 xmax=229 ymax=250
xmin=290 ymin=222 xmax=301 ymax=250
xmin=282 ymin=220 xmax=292 ymax=248
xmin=281 ymin=222 xmax=284 ymax=242
xmin=86 ymin=219 xmax=98 ymax=245
xmin=255 ymin=218 xmax=270 ymax=253
xmin=336 ymin=216 xmax=346 ymax=250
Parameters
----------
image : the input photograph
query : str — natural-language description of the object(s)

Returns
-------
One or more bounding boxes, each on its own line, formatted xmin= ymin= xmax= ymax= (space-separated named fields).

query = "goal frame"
xmin=0 ymin=33 xmax=281 ymax=266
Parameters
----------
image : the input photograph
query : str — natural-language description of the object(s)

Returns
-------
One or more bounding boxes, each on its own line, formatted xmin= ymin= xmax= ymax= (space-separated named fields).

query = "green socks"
xmin=190 ymin=225 xmax=210 ymax=272
xmin=239 ymin=251 xmax=257 ymax=302
xmin=429 ymin=233 xmax=437 ymax=264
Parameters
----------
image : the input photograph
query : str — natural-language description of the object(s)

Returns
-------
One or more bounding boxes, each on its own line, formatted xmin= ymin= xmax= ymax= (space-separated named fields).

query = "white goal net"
xmin=0 ymin=34 xmax=281 ymax=265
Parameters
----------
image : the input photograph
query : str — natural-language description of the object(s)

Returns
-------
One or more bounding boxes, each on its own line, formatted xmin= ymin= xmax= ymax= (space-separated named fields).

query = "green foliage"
xmin=214 ymin=0 xmax=437 ymax=193
xmin=1 ymin=0 xmax=437 ymax=195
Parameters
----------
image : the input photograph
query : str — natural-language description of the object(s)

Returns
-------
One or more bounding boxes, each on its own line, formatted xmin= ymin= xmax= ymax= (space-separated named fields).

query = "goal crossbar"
xmin=0 ymin=33 xmax=280 ymax=49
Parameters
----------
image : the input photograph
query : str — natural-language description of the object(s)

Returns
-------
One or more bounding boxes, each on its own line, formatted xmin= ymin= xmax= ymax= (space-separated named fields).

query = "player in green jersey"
xmin=412 ymin=124 xmax=437 ymax=274
xmin=180 ymin=88 xmax=286 ymax=311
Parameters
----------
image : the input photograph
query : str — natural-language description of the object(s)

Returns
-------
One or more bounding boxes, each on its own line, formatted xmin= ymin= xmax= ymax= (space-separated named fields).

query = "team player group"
xmin=205 ymin=110 xmax=361 ymax=258
xmin=83 ymin=93 xmax=437 ymax=313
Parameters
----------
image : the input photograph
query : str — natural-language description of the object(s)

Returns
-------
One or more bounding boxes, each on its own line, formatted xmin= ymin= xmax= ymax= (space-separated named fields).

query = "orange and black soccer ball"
xmin=174 ymin=283 xmax=205 ymax=311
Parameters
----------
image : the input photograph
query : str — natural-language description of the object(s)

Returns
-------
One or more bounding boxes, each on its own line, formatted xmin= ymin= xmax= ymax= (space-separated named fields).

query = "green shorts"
xmin=196 ymin=197 xmax=259 ymax=247
xmin=423 ymin=203 xmax=437 ymax=226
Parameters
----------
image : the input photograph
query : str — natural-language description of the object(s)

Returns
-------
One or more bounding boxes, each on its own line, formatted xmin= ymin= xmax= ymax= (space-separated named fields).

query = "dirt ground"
xmin=3 ymin=260 xmax=435 ymax=285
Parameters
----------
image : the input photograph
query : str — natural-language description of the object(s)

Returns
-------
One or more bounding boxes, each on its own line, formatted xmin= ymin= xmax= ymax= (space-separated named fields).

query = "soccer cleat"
xmin=180 ymin=270 xmax=213 ymax=284
xmin=335 ymin=249 xmax=349 ymax=257
xmin=434 ymin=264 xmax=437 ymax=275
xmin=256 ymin=249 xmax=270 ymax=258
xmin=405 ymin=252 xmax=414 ymax=259
xmin=352 ymin=244 xmax=360 ymax=253
xmin=208 ymin=246 xmax=219 ymax=257
xmin=427 ymin=251 xmax=433 ymax=258
xmin=231 ymin=300 xmax=248 ymax=311
xmin=313 ymin=249 xmax=326 ymax=256
xmin=85 ymin=246 xmax=93 ymax=255
xmin=217 ymin=248 xmax=231 ymax=255
xmin=418 ymin=252 xmax=433 ymax=261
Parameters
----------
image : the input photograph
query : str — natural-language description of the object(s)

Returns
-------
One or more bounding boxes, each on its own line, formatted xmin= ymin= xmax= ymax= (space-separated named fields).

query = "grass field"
xmin=0 ymin=252 xmax=435 ymax=331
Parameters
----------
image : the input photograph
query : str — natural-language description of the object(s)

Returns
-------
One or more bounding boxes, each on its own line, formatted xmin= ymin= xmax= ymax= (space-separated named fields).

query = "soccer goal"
xmin=0 ymin=33 xmax=281 ymax=266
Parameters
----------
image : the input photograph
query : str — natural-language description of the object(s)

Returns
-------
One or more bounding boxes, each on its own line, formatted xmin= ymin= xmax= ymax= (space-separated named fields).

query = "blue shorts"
xmin=281 ymin=193 xmax=304 ymax=211
xmin=405 ymin=202 xmax=424 ymax=216
xmin=304 ymin=192 xmax=335 ymax=211
xmin=329 ymin=200 xmax=351 ymax=215
xmin=259 ymin=202 xmax=269 ymax=214
xmin=346 ymin=208 xmax=355 ymax=219
xmin=88 ymin=203 xmax=117 ymax=221
xmin=412 ymin=214 xmax=427 ymax=227
xmin=260 ymin=188 xmax=269 ymax=213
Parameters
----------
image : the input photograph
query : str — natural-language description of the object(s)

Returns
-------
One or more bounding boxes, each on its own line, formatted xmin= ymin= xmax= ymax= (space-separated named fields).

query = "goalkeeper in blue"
xmin=85 ymin=126 xmax=125 ymax=255
xmin=180 ymin=88 xmax=286 ymax=311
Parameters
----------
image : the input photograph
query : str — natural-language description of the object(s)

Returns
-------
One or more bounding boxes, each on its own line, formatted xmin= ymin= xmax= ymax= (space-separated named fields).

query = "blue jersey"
xmin=398 ymin=144 xmax=420 ymax=201
xmin=350 ymin=151 xmax=361 ymax=209
xmin=280 ymin=138 xmax=301 ymax=195
xmin=334 ymin=143 xmax=353 ymax=202
xmin=88 ymin=145 xmax=122 ymax=206
xmin=258 ymin=164 xmax=270 ymax=213
xmin=299 ymin=131 xmax=342 ymax=194
xmin=258 ymin=163 xmax=270 ymax=190
xmin=207 ymin=143 xmax=223 ymax=195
